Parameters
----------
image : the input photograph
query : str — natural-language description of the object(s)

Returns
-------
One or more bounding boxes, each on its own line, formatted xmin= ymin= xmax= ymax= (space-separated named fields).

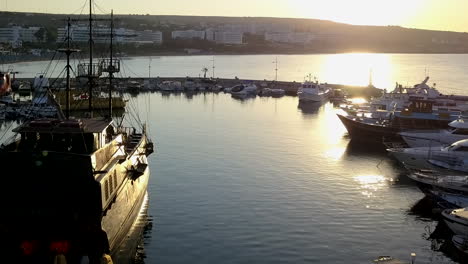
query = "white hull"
xmin=388 ymin=149 xmax=435 ymax=169
xmin=400 ymin=129 xmax=467 ymax=148
xmin=401 ymin=135 xmax=445 ymax=148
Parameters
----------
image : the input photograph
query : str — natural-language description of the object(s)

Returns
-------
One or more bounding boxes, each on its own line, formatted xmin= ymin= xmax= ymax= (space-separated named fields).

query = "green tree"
xmin=34 ymin=28 xmax=46 ymax=42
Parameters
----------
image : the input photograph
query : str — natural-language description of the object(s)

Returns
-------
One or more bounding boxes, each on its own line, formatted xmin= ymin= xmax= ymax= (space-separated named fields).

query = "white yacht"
xmin=230 ymin=83 xmax=257 ymax=99
xmin=297 ymin=81 xmax=331 ymax=103
xmin=160 ymin=81 xmax=183 ymax=92
xmin=442 ymin=208 xmax=468 ymax=235
xmin=407 ymin=171 xmax=468 ymax=194
xmin=400 ymin=117 xmax=468 ymax=147
xmin=387 ymin=139 xmax=468 ymax=172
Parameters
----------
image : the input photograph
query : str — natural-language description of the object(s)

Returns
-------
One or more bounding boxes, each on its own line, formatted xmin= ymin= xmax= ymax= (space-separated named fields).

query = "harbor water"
xmin=6 ymin=53 xmax=468 ymax=94
xmin=2 ymin=54 xmax=468 ymax=263
xmin=129 ymin=93 xmax=458 ymax=264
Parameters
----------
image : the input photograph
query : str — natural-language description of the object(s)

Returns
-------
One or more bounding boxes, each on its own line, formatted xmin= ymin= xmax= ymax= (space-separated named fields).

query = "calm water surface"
xmin=2 ymin=54 xmax=468 ymax=263
xmin=126 ymin=92 xmax=455 ymax=264
xmin=6 ymin=53 xmax=468 ymax=94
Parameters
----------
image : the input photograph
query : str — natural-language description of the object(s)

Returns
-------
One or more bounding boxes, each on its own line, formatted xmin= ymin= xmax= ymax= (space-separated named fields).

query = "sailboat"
xmin=0 ymin=4 xmax=154 ymax=264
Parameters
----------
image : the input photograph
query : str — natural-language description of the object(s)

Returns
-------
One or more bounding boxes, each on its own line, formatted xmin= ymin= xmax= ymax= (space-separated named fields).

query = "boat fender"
xmin=101 ymin=254 xmax=113 ymax=264
xmin=54 ymin=254 xmax=67 ymax=264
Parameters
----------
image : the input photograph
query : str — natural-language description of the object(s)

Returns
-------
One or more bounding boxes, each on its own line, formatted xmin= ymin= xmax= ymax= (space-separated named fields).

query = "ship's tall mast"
xmin=58 ymin=17 xmax=78 ymax=119
xmin=88 ymin=0 xmax=94 ymax=114
xmin=109 ymin=10 xmax=113 ymax=118
xmin=66 ymin=18 xmax=72 ymax=119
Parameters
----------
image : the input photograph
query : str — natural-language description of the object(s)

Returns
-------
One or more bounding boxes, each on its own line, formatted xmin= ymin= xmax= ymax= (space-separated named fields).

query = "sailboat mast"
xmin=109 ymin=10 xmax=113 ymax=118
xmin=58 ymin=17 xmax=78 ymax=119
xmin=66 ymin=18 xmax=71 ymax=119
xmin=88 ymin=0 xmax=93 ymax=113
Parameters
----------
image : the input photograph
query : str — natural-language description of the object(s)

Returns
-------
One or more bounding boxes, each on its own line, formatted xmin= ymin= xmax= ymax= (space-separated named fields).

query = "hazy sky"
xmin=2 ymin=0 xmax=467 ymax=32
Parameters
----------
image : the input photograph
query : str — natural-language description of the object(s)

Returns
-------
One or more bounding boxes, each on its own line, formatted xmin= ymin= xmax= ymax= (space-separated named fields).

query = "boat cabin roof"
xmin=449 ymin=118 xmax=468 ymax=129
xmin=13 ymin=118 xmax=112 ymax=134
xmin=448 ymin=139 xmax=468 ymax=149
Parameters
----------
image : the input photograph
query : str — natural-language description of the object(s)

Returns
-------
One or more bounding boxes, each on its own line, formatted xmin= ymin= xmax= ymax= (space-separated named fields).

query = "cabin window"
xmin=114 ymin=171 xmax=118 ymax=190
xmin=109 ymin=175 xmax=114 ymax=195
xmin=105 ymin=180 xmax=109 ymax=201
xmin=453 ymin=129 xmax=468 ymax=135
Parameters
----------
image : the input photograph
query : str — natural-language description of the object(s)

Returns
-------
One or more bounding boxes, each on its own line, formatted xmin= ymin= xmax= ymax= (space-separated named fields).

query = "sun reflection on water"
xmin=354 ymin=174 xmax=392 ymax=198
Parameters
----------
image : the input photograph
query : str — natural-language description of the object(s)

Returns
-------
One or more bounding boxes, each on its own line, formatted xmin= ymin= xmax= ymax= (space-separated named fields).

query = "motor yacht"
xmin=230 ymin=83 xmax=257 ymax=99
xmin=388 ymin=139 xmax=468 ymax=172
xmin=407 ymin=170 xmax=468 ymax=194
xmin=160 ymin=81 xmax=182 ymax=92
xmin=400 ymin=116 xmax=468 ymax=147
xmin=442 ymin=208 xmax=468 ymax=235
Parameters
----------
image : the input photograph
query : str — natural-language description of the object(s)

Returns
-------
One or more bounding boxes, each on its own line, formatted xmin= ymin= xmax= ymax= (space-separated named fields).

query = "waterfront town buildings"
xmin=0 ymin=26 xmax=45 ymax=47
xmin=56 ymin=25 xmax=163 ymax=45
xmin=172 ymin=30 xmax=205 ymax=40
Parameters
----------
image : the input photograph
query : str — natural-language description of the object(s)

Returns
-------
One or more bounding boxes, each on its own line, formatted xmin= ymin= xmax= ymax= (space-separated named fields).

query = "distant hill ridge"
xmin=1 ymin=11 xmax=467 ymax=54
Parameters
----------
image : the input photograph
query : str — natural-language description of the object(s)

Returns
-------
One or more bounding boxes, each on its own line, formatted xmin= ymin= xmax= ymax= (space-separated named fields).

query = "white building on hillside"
xmin=215 ymin=31 xmax=243 ymax=45
xmin=172 ymin=30 xmax=205 ymax=40
xmin=205 ymin=29 xmax=215 ymax=41
xmin=57 ymin=25 xmax=162 ymax=45
xmin=0 ymin=26 xmax=46 ymax=46
xmin=265 ymin=32 xmax=315 ymax=44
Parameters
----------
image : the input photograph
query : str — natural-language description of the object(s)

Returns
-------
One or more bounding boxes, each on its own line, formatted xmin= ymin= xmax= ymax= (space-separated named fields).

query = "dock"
xmin=16 ymin=77 xmax=383 ymax=98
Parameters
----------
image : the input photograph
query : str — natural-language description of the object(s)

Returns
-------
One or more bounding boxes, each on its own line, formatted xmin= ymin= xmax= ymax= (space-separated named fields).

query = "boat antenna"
xmin=211 ymin=56 xmax=215 ymax=79
xmin=148 ymin=57 xmax=152 ymax=78
xmin=273 ymin=56 xmax=278 ymax=81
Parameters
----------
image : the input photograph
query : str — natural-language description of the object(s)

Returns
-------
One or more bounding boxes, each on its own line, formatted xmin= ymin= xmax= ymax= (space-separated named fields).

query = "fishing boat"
xmin=338 ymin=95 xmax=462 ymax=142
xmin=0 ymin=5 xmax=154 ymax=264
xmin=297 ymin=80 xmax=331 ymax=103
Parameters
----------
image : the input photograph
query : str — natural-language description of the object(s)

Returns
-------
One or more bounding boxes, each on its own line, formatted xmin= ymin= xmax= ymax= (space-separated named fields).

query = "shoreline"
xmin=5 ymin=51 xmax=468 ymax=65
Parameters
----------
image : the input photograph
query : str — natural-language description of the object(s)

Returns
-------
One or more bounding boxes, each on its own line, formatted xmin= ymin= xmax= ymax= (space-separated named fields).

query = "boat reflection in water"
xmin=297 ymin=101 xmax=322 ymax=115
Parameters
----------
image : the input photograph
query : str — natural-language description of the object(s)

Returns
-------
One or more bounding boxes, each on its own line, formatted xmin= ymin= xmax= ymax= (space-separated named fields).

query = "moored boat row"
xmin=333 ymin=76 xmax=468 ymax=257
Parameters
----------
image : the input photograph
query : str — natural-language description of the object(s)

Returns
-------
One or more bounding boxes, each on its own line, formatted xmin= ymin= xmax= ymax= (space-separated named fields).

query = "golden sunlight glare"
xmin=292 ymin=0 xmax=425 ymax=26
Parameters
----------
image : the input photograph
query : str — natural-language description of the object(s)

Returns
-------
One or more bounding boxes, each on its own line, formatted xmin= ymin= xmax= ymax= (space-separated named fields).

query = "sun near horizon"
xmin=2 ymin=0 xmax=468 ymax=32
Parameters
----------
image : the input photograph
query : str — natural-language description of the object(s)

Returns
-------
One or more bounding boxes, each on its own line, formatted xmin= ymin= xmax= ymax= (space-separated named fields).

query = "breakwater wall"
xmin=16 ymin=77 xmax=382 ymax=98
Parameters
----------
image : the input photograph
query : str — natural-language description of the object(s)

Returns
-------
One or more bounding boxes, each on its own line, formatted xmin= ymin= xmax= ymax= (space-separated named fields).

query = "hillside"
xmin=1 ymin=11 xmax=468 ymax=54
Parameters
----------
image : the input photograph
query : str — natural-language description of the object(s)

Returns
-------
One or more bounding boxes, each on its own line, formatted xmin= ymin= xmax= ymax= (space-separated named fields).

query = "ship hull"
xmin=337 ymin=114 xmax=400 ymax=141
xmin=102 ymin=166 xmax=150 ymax=258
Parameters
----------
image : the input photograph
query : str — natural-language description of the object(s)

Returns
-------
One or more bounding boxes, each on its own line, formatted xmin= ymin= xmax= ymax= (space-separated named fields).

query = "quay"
xmin=16 ymin=77 xmax=382 ymax=98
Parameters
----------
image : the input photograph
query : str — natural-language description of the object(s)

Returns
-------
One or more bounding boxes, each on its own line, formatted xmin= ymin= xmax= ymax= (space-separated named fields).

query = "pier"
xmin=16 ymin=77 xmax=383 ymax=98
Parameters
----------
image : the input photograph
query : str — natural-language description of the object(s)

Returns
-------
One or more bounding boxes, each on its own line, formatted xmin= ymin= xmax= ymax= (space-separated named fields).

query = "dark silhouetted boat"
xmin=0 ymin=4 xmax=154 ymax=263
